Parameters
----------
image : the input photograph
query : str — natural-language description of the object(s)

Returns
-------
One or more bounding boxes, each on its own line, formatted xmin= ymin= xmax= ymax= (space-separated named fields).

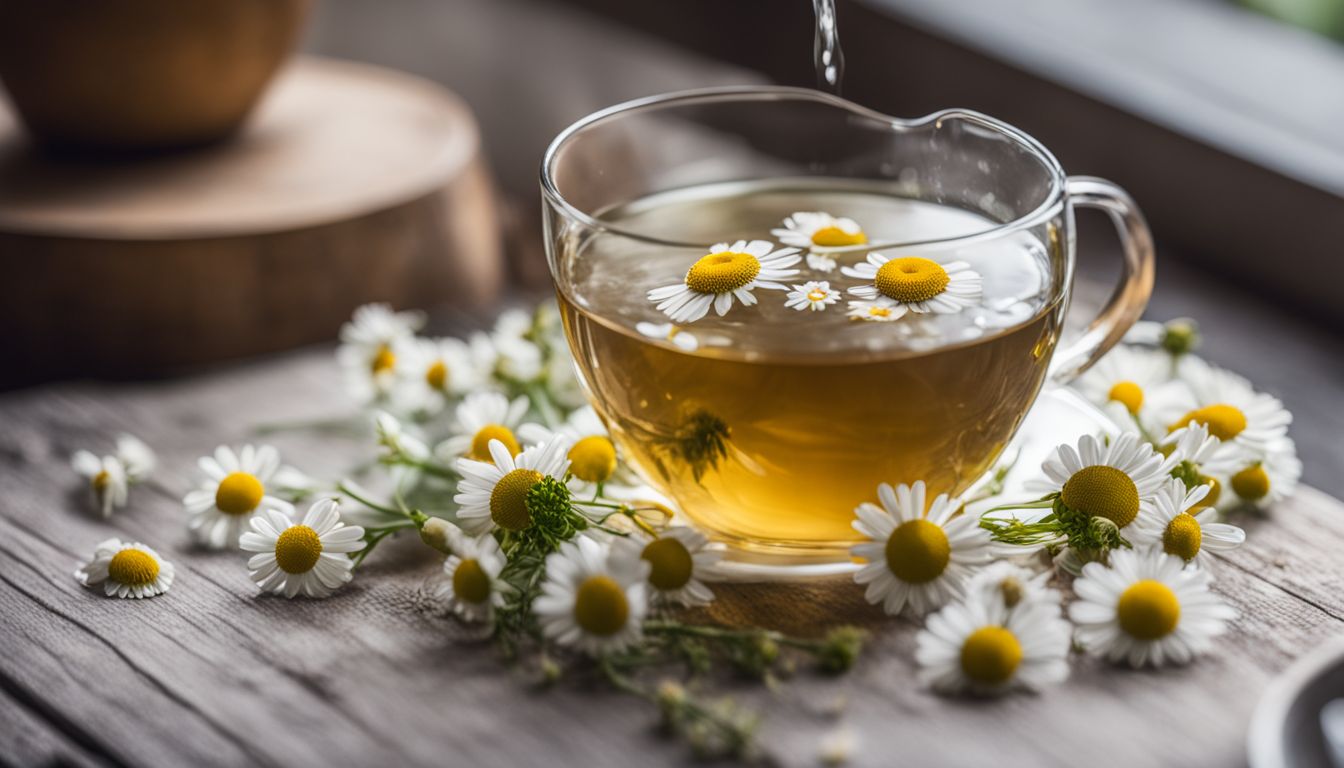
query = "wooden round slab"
xmin=0 ymin=56 xmax=503 ymax=386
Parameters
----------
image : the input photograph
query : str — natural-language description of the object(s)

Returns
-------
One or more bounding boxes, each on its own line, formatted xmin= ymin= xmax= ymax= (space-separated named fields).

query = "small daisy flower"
xmin=114 ymin=434 xmax=156 ymax=482
xmin=1162 ymin=421 xmax=1238 ymax=508
xmin=965 ymin=561 xmax=1061 ymax=612
xmin=453 ymin=437 xmax=572 ymax=535
xmin=846 ymin=298 xmax=905 ymax=322
xmin=785 ymin=280 xmax=842 ymax=312
xmin=1038 ymin=433 xmax=1174 ymax=538
xmin=1075 ymin=345 xmax=1172 ymax=427
xmin=1224 ymin=437 xmax=1301 ymax=509
xmin=520 ymin=406 xmax=619 ymax=487
xmin=841 ymin=254 xmax=982 ymax=314
xmin=336 ymin=303 xmax=425 ymax=403
xmin=374 ymin=410 xmax=430 ymax=462
xmin=239 ymin=498 xmax=366 ymax=599
xmin=1160 ymin=357 xmax=1290 ymax=453
xmin=392 ymin=336 xmax=480 ymax=414
xmin=635 ymin=321 xmax=699 ymax=352
xmin=1130 ymin=478 xmax=1245 ymax=567
xmin=437 ymin=525 xmax=508 ymax=622
xmin=851 ymin=481 xmax=992 ymax=617
xmin=647 ymin=240 xmax=801 ymax=323
xmin=534 ymin=535 xmax=649 ymax=656
xmin=771 ymin=212 xmax=868 ymax=272
xmin=1069 ymin=546 xmax=1236 ymax=668
xmin=183 ymin=444 xmax=296 ymax=549
xmin=74 ymin=538 xmax=175 ymax=599
xmin=437 ymin=392 xmax=530 ymax=463
xmin=916 ymin=591 xmax=1071 ymax=695
xmin=72 ymin=450 xmax=129 ymax=517
xmin=614 ymin=526 xmax=722 ymax=608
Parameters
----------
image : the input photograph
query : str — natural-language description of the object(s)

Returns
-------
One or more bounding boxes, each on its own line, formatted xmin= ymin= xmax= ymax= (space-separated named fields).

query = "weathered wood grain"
xmin=1 ymin=345 xmax=1341 ymax=768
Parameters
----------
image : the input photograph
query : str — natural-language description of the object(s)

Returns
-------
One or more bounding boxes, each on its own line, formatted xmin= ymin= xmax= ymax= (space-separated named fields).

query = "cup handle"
xmin=1048 ymin=176 xmax=1156 ymax=383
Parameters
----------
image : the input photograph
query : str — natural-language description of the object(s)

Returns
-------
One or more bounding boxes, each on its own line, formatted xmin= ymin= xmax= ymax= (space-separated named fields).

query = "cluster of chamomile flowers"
xmin=646 ymin=211 xmax=983 ymax=326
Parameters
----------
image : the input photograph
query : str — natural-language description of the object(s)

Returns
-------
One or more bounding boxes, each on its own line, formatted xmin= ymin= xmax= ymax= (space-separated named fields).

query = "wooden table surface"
xmin=3 ymin=336 xmax=1343 ymax=768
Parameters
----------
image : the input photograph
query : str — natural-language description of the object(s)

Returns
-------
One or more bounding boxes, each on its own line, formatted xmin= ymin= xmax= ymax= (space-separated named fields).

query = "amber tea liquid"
xmin=557 ymin=180 xmax=1065 ymax=555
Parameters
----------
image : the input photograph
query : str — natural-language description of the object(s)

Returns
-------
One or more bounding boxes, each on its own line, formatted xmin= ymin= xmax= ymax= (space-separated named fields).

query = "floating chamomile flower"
xmin=846 ymin=298 xmax=904 ymax=322
xmin=240 ymin=498 xmax=365 ymax=599
xmin=851 ymin=481 xmax=992 ymax=617
xmin=534 ymin=535 xmax=649 ymax=656
xmin=842 ymin=254 xmax=982 ymax=314
xmin=75 ymin=538 xmax=175 ymax=599
xmin=785 ymin=280 xmax=842 ymax=312
xmin=1069 ymin=546 xmax=1235 ymax=668
xmin=915 ymin=590 xmax=1071 ymax=695
xmin=437 ymin=392 xmax=530 ymax=463
xmin=520 ymin=406 xmax=619 ymax=487
xmin=1130 ymin=478 xmax=1244 ymax=568
xmin=1161 ymin=357 xmax=1290 ymax=453
xmin=771 ymin=212 xmax=868 ymax=272
xmin=453 ymin=437 xmax=572 ymax=535
xmin=647 ymin=240 xmax=801 ymax=323
xmin=392 ymin=336 xmax=480 ymax=414
xmin=337 ymin=303 xmax=425 ymax=403
xmin=72 ymin=450 xmax=129 ymax=517
xmin=614 ymin=526 xmax=721 ymax=608
xmin=1038 ymin=433 xmax=1174 ymax=540
xmin=635 ymin=321 xmax=699 ymax=352
xmin=1225 ymin=437 xmax=1301 ymax=509
xmin=1075 ymin=345 xmax=1172 ymax=427
xmin=437 ymin=525 xmax=508 ymax=622
xmin=183 ymin=444 xmax=296 ymax=549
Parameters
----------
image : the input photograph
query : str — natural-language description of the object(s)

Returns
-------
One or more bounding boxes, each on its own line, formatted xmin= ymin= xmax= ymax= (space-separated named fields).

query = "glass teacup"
xmin=541 ymin=87 xmax=1153 ymax=561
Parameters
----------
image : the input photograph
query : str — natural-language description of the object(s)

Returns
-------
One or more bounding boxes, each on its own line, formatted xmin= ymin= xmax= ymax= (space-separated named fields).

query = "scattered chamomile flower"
xmin=1160 ymin=357 xmax=1290 ymax=453
xmin=1130 ymin=477 xmax=1244 ymax=567
xmin=965 ymin=561 xmax=1061 ymax=612
xmin=520 ymin=406 xmax=619 ymax=487
xmin=1164 ymin=421 xmax=1239 ymax=506
xmin=841 ymin=254 xmax=982 ymax=314
xmin=374 ymin=410 xmax=431 ymax=463
xmin=453 ymin=437 xmax=572 ymax=535
xmin=72 ymin=450 xmax=129 ymax=517
xmin=614 ymin=526 xmax=722 ymax=608
xmin=1075 ymin=344 xmax=1172 ymax=427
xmin=851 ymin=481 xmax=992 ymax=617
xmin=845 ymin=298 xmax=905 ymax=322
xmin=1069 ymin=546 xmax=1235 ymax=668
xmin=337 ymin=303 xmax=425 ymax=403
xmin=770 ymin=212 xmax=868 ymax=272
xmin=437 ymin=525 xmax=508 ymax=622
xmin=534 ymin=535 xmax=650 ymax=656
xmin=74 ymin=538 xmax=175 ymax=599
xmin=915 ymin=590 xmax=1071 ymax=695
xmin=1038 ymin=432 xmax=1174 ymax=542
xmin=240 ymin=497 xmax=365 ymax=599
xmin=647 ymin=240 xmax=801 ymax=323
xmin=635 ymin=321 xmax=699 ymax=352
xmin=1224 ymin=437 xmax=1301 ymax=509
xmin=183 ymin=444 xmax=296 ymax=549
xmin=392 ymin=336 xmax=480 ymax=414
xmin=784 ymin=280 xmax=842 ymax=312
xmin=437 ymin=391 xmax=530 ymax=463
xmin=113 ymin=434 xmax=157 ymax=482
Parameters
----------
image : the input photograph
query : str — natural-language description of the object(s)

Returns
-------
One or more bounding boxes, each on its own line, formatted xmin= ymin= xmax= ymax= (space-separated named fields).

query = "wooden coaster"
xmin=0 ymin=56 xmax=503 ymax=386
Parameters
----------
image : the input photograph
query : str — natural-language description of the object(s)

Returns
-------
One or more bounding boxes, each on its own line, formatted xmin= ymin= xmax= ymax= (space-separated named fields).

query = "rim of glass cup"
xmin=540 ymin=85 xmax=1069 ymax=251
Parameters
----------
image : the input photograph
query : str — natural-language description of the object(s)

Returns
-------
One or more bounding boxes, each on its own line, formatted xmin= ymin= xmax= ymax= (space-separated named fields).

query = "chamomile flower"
xmin=534 ymin=535 xmax=649 ymax=656
xmin=239 ymin=498 xmax=365 ymax=599
xmin=392 ymin=336 xmax=480 ymax=414
xmin=614 ymin=526 xmax=721 ymax=608
xmin=647 ymin=240 xmax=801 ymax=323
xmin=851 ymin=481 xmax=992 ymax=617
xmin=437 ymin=392 xmax=530 ymax=463
xmin=785 ymin=281 xmax=842 ymax=312
xmin=453 ymin=437 xmax=572 ymax=535
xmin=374 ymin=410 xmax=430 ymax=463
xmin=635 ymin=321 xmax=699 ymax=352
xmin=1224 ymin=437 xmax=1301 ymax=509
xmin=337 ymin=303 xmax=425 ymax=403
xmin=1160 ymin=357 xmax=1290 ymax=453
xmin=966 ymin=561 xmax=1061 ymax=611
xmin=183 ymin=444 xmax=296 ymax=549
xmin=771 ymin=212 xmax=868 ymax=272
xmin=841 ymin=254 xmax=982 ymax=314
xmin=1069 ymin=546 xmax=1236 ymax=668
xmin=1130 ymin=478 xmax=1245 ymax=567
xmin=113 ymin=434 xmax=156 ymax=481
xmin=915 ymin=591 xmax=1071 ymax=695
xmin=1075 ymin=345 xmax=1172 ymax=427
xmin=72 ymin=450 xmax=129 ymax=517
xmin=846 ymin=298 xmax=905 ymax=322
xmin=74 ymin=538 xmax=175 ymax=599
xmin=1038 ymin=433 xmax=1174 ymax=539
xmin=520 ymin=406 xmax=619 ymax=486
xmin=437 ymin=526 xmax=508 ymax=622
xmin=1162 ymin=421 xmax=1237 ymax=508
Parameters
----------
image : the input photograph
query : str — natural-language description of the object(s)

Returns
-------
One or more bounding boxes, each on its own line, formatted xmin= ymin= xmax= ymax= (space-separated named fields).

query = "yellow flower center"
xmin=1060 ymin=465 xmax=1140 ymax=528
xmin=884 ymin=519 xmax=950 ymax=584
xmin=999 ymin=577 xmax=1024 ymax=608
xmin=810 ymin=225 xmax=867 ymax=247
xmin=425 ymin=360 xmax=449 ymax=391
xmin=370 ymin=344 xmax=396 ymax=374
xmin=684 ymin=251 xmax=761 ymax=294
xmin=568 ymin=435 xmax=617 ymax=484
xmin=1200 ymin=475 xmax=1222 ymax=508
xmin=274 ymin=525 xmax=323 ymax=574
xmin=1117 ymin=580 xmax=1181 ymax=640
xmin=1107 ymin=381 xmax=1144 ymax=415
xmin=642 ymin=537 xmax=694 ymax=591
xmin=215 ymin=472 xmax=265 ymax=516
xmin=1231 ymin=463 xmax=1270 ymax=501
xmin=92 ymin=470 xmax=111 ymax=492
xmin=959 ymin=626 xmax=1023 ymax=685
xmin=807 ymin=288 xmax=829 ymax=302
xmin=867 ymin=306 xmax=893 ymax=319
xmin=107 ymin=549 xmax=159 ymax=586
xmin=452 ymin=558 xmax=492 ymax=604
xmin=573 ymin=575 xmax=629 ymax=637
xmin=470 ymin=425 xmax=521 ymax=462
xmin=874 ymin=257 xmax=950 ymax=303
xmin=1170 ymin=404 xmax=1247 ymax=441
xmin=1162 ymin=513 xmax=1203 ymax=561
xmin=489 ymin=468 xmax=543 ymax=531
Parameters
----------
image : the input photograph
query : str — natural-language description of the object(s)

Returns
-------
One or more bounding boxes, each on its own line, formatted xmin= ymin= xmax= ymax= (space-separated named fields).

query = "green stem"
xmin=338 ymin=481 xmax=407 ymax=518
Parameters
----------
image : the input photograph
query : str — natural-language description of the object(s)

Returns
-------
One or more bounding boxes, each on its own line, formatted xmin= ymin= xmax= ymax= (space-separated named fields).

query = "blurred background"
xmin=2 ymin=0 xmax=1341 ymax=490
